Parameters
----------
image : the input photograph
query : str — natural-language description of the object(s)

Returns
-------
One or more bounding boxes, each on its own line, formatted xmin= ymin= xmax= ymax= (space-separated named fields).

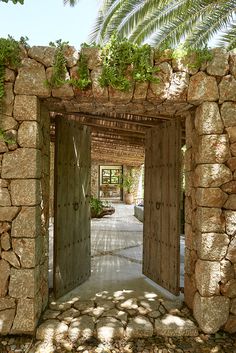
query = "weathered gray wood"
xmin=143 ymin=119 xmax=181 ymax=295
xmin=54 ymin=117 xmax=91 ymax=299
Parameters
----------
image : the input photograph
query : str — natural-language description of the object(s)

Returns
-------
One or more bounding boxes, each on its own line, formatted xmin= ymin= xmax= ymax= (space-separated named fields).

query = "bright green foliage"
xmin=99 ymin=36 xmax=159 ymax=91
xmin=0 ymin=128 xmax=16 ymax=144
xmin=0 ymin=36 xmax=24 ymax=100
xmin=47 ymin=40 xmax=68 ymax=88
xmin=90 ymin=196 xmax=104 ymax=217
xmin=171 ymin=46 xmax=213 ymax=68
xmin=91 ymin=0 xmax=236 ymax=50
xmin=70 ymin=53 xmax=91 ymax=90
xmin=1 ymin=0 xmax=24 ymax=4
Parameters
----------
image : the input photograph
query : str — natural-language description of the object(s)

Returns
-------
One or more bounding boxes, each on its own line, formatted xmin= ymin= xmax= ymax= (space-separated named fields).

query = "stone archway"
xmin=0 ymin=46 xmax=236 ymax=335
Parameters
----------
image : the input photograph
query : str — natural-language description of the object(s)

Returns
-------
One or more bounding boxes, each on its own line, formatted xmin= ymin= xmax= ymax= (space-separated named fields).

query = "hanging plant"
xmin=99 ymin=35 xmax=159 ymax=91
xmin=69 ymin=52 xmax=91 ymax=90
xmin=0 ymin=36 xmax=24 ymax=100
xmin=47 ymin=40 xmax=68 ymax=88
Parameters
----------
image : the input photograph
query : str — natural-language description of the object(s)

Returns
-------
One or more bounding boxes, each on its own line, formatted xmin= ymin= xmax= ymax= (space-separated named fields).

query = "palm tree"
xmin=63 ymin=0 xmax=79 ymax=5
xmin=90 ymin=0 xmax=236 ymax=50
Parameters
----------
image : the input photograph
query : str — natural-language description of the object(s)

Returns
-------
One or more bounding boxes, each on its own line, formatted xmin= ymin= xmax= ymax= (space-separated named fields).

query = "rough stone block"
xmin=225 ymin=210 xmax=236 ymax=236
xmin=221 ymin=102 xmax=236 ymax=127
xmin=126 ymin=316 xmax=153 ymax=339
xmin=155 ymin=314 xmax=198 ymax=336
xmin=28 ymin=46 xmax=56 ymax=67
xmin=11 ymin=179 xmax=41 ymax=206
xmin=18 ymin=121 xmax=42 ymax=148
xmin=148 ymin=62 xmax=172 ymax=102
xmin=206 ymin=48 xmax=229 ymax=76
xmin=187 ymin=72 xmax=219 ymax=104
xmin=221 ymin=279 xmax=236 ymax=298
xmin=5 ymin=68 xmax=15 ymax=82
xmin=91 ymin=67 xmax=109 ymax=102
xmin=172 ymin=53 xmax=199 ymax=75
xmin=9 ymin=268 xmax=35 ymax=298
xmin=13 ymin=95 xmax=39 ymax=121
xmin=193 ymin=292 xmax=230 ymax=334
xmin=0 ymin=188 xmax=11 ymax=206
xmin=195 ymin=260 xmax=220 ymax=296
xmin=224 ymin=315 xmax=236 ymax=333
xmin=195 ymin=102 xmax=223 ymax=135
xmin=1 ymin=232 xmax=11 ymax=250
xmin=226 ymin=236 xmax=236 ymax=263
xmin=97 ymin=317 xmax=124 ymax=341
xmin=185 ymin=248 xmax=198 ymax=275
xmin=224 ymin=194 xmax=236 ymax=210
xmin=184 ymin=274 xmax=197 ymax=309
xmin=11 ymin=298 xmax=36 ymax=334
xmin=0 ymin=297 xmax=15 ymax=311
xmin=196 ymin=134 xmax=230 ymax=164
xmin=226 ymin=127 xmax=236 ymax=143
xmin=1 ymin=250 xmax=20 ymax=268
xmin=0 ymin=259 xmax=10 ymax=297
xmin=194 ymin=164 xmax=232 ymax=187
xmin=196 ymin=188 xmax=228 ymax=207
xmin=219 ymin=75 xmax=236 ymax=103
xmin=220 ymin=259 xmax=235 ymax=285
xmin=2 ymin=83 xmax=14 ymax=116
xmin=227 ymin=157 xmax=236 ymax=172
xmin=230 ymin=298 xmax=236 ymax=315
xmin=14 ymin=58 xmax=50 ymax=97
xmin=0 ymin=207 xmax=19 ymax=221
xmin=0 ymin=308 xmax=16 ymax=335
xmin=12 ymin=206 xmax=41 ymax=238
xmin=222 ymin=181 xmax=236 ymax=194
xmin=0 ymin=114 xmax=18 ymax=131
xmin=12 ymin=237 xmax=42 ymax=268
xmin=231 ymin=142 xmax=236 ymax=156
xmin=2 ymin=148 xmax=41 ymax=179
xmin=196 ymin=207 xmax=225 ymax=233
xmin=197 ymin=233 xmax=229 ymax=261
xmin=168 ymin=71 xmax=189 ymax=102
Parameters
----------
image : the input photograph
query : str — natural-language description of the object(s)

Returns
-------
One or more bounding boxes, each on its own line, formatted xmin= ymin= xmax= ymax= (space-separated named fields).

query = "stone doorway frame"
xmin=0 ymin=46 xmax=236 ymax=335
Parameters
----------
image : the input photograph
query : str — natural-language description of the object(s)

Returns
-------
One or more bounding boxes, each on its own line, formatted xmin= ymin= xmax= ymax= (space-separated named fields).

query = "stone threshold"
xmin=35 ymin=296 xmax=199 ymax=351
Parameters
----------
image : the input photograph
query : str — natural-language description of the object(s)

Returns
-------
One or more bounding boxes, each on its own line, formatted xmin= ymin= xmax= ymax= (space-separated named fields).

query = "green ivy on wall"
xmin=99 ymin=36 xmax=159 ymax=91
xmin=0 ymin=36 xmax=28 ymax=102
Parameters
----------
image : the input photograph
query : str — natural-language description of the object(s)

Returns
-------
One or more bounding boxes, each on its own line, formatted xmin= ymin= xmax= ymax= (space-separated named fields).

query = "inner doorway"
xmin=49 ymin=114 xmax=183 ymax=294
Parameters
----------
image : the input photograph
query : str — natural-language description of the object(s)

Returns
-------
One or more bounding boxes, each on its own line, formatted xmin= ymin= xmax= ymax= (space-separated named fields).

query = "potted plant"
xmin=121 ymin=172 xmax=135 ymax=204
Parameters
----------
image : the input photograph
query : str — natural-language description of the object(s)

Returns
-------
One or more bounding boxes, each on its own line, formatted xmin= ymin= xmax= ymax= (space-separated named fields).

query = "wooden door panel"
xmin=143 ymin=119 xmax=181 ymax=295
xmin=54 ymin=118 xmax=91 ymax=298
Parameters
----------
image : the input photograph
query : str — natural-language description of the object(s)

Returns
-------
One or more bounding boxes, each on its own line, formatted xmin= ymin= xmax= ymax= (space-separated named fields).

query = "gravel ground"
xmin=1 ymin=333 xmax=236 ymax=353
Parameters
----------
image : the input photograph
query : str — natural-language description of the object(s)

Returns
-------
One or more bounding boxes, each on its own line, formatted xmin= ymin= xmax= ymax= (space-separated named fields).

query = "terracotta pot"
xmin=124 ymin=193 xmax=134 ymax=204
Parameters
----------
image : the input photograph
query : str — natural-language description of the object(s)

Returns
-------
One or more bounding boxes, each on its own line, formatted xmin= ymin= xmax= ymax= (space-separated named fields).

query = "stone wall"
xmin=1 ymin=45 xmax=236 ymax=335
xmin=0 ymin=91 xmax=50 ymax=334
xmin=184 ymin=49 xmax=236 ymax=333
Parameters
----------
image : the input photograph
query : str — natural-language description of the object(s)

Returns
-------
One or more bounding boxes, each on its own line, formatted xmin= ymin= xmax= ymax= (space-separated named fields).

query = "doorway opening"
xmin=48 ymin=115 xmax=185 ymax=302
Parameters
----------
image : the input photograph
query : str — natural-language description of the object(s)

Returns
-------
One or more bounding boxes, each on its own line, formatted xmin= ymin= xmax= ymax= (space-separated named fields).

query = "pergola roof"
xmin=50 ymin=111 xmax=185 ymax=165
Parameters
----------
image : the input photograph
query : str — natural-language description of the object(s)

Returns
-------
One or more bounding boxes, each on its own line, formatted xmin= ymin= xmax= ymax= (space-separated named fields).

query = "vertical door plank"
xmin=143 ymin=119 xmax=181 ymax=295
xmin=54 ymin=117 xmax=91 ymax=298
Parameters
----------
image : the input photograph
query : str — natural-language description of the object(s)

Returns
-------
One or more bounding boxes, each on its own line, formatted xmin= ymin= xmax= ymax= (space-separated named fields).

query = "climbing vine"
xmin=47 ymin=40 xmax=68 ymax=88
xmin=99 ymin=36 xmax=159 ymax=91
xmin=0 ymin=36 xmax=25 ymax=100
xmin=47 ymin=37 xmax=213 ymax=92
xmin=69 ymin=52 xmax=91 ymax=90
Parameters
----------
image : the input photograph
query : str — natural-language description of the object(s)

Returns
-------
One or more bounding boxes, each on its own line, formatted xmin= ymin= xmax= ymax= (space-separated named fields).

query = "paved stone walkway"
xmin=1 ymin=204 xmax=236 ymax=352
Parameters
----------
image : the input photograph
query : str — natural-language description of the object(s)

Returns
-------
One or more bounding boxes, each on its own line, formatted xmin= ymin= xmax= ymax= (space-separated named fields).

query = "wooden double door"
xmin=53 ymin=117 xmax=181 ymax=298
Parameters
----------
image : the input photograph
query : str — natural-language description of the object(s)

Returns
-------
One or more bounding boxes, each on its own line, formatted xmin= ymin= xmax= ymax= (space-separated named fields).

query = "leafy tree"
xmin=63 ymin=0 xmax=79 ymax=5
xmin=0 ymin=0 xmax=24 ymax=3
xmin=91 ymin=0 xmax=236 ymax=50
